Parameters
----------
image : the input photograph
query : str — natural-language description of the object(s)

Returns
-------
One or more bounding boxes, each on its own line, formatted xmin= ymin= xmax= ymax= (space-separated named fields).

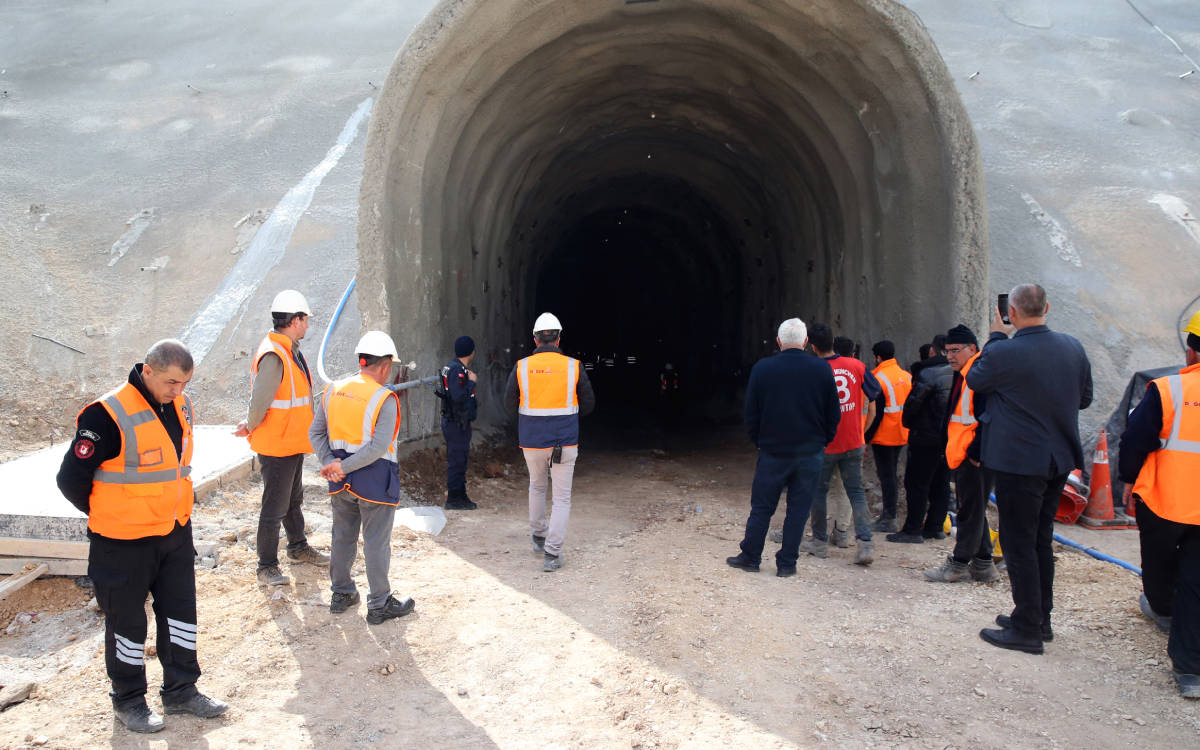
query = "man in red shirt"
xmin=805 ymin=323 xmax=882 ymax=565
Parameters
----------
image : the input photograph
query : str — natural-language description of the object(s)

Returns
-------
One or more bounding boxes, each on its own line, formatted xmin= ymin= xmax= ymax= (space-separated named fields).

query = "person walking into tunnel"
xmin=727 ymin=318 xmax=839 ymax=576
xmin=887 ymin=335 xmax=954 ymax=545
xmin=233 ymin=290 xmax=329 ymax=589
xmin=806 ymin=324 xmax=881 ymax=565
xmin=923 ymin=325 xmax=1001 ymax=583
xmin=1118 ymin=312 xmax=1200 ymax=698
xmin=56 ymin=339 xmax=228 ymax=733
xmin=971 ymin=284 xmax=1092 ymax=654
xmin=866 ymin=340 xmax=911 ymax=533
xmin=437 ymin=335 xmax=479 ymax=511
xmin=505 ymin=313 xmax=596 ymax=572
xmin=310 ymin=330 xmax=416 ymax=624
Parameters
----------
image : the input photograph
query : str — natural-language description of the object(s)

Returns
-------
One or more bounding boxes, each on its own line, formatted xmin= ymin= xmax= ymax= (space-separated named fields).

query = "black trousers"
xmin=442 ymin=417 xmax=471 ymax=492
xmin=89 ymin=522 xmax=202 ymax=707
xmin=901 ymin=443 xmax=950 ymax=535
xmin=871 ymin=444 xmax=903 ymax=519
xmin=256 ymin=453 xmax=309 ymax=568
xmin=1137 ymin=501 xmax=1200 ymax=674
xmin=952 ymin=462 xmax=995 ymax=563
xmin=994 ymin=470 xmax=1069 ymax=637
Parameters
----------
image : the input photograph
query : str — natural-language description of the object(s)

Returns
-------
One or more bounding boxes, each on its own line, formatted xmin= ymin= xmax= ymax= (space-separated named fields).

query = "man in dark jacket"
xmin=970 ymin=284 xmax=1092 ymax=654
xmin=888 ymin=343 xmax=953 ymax=544
xmin=439 ymin=335 xmax=480 ymax=510
xmin=728 ymin=319 xmax=840 ymax=577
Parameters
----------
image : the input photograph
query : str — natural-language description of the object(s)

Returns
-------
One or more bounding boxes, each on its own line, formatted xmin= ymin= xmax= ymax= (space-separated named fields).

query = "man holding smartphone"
xmin=967 ymin=284 xmax=1092 ymax=654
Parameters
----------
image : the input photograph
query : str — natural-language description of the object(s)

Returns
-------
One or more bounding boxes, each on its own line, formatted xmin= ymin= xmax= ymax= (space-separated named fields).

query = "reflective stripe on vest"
xmin=324 ymin=374 xmax=399 ymax=462
xmin=949 ymin=382 xmax=977 ymax=426
xmin=1133 ymin=367 xmax=1200 ymax=524
xmin=249 ymin=331 xmax=314 ymax=456
xmin=876 ymin=372 xmax=903 ymax=414
xmin=93 ymin=392 xmax=194 ymax=484
xmin=517 ymin=354 xmax=580 ymax=417
xmin=1162 ymin=374 xmax=1200 ymax=454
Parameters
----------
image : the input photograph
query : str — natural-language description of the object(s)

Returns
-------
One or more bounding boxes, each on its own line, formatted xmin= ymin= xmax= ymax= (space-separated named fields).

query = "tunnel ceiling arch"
xmin=359 ymin=0 xmax=987 ymax=413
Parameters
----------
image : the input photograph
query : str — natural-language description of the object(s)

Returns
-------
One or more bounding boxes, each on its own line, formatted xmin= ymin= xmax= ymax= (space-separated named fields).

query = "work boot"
xmin=725 ymin=553 xmax=759 ymax=572
xmin=969 ymin=557 xmax=1001 ymax=583
xmin=922 ymin=529 xmax=947 ymax=540
xmin=113 ymin=700 xmax=164 ymax=733
xmin=366 ymin=595 xmax=415 ymax=624
xmin=163 ymin=692 xmax=229 ymax=718
xmin=543 ymin=553 xmax=564 ymax=573
xmin=886 ymin=531 xmax=924 ymax=544
xmin=830 ymin=524 xmax=851 ymax=549
xmin=444 ymin=489 xmax=477 ymax=511
xmin=1139 ymin=593 xmax=1172 ymax=633
xmin=256 ymin=564 xmax=290 ymax=587
xmin=924 ymin=555 xmax=969 ymax=582
xmin=531 ymin=534 xmax=546 ymax=554
xmin=854 ymin=540 xmax=874 ymax=566
xmin=980 ymin=626 xmax=1044 ymax=654
xmin=329 ymin=591 xmax=360 ymax=614
xmin=1175 ymin=670 xmax=1200 ymax=699
xmin=800 ymin=537 xmax=829 ymax=559
xmin=872 ymin=515 xmax=899 ymax=533
xmin=995 ymin=614 xmax=1052 ymax=641
xmin=287 ymin=544 xmax=330 ymax=567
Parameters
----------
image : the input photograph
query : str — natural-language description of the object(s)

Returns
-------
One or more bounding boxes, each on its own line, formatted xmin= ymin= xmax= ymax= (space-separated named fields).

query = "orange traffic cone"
xmin=1055 ymin=469 xmax=1088 ymax=524
xmin=1078 ymin=429 xmax=1136 ymax=529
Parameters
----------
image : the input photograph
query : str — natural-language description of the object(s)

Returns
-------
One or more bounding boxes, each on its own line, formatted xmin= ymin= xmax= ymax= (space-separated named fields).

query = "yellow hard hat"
xmin=1183 ymin=311 xmax=1200 ymax=338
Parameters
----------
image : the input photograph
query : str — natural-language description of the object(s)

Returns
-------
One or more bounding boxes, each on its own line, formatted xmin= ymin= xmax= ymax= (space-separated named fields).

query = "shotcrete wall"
xmin=358 ymin=0 xmax=988 ymax=419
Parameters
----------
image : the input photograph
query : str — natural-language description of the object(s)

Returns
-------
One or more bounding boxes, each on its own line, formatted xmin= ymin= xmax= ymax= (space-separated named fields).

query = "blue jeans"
xmin=739 ymin=448 xmax=825 ymax=568
xmin=810 ymin=446 xmax=873 ymax=542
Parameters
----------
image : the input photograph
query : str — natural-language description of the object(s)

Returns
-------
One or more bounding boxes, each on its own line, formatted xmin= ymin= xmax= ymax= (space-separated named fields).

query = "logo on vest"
xmin=74 ymin=439 xmax=95 ymax=459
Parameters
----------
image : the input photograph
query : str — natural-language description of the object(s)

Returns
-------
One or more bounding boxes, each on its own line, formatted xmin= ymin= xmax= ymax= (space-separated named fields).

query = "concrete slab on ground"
xmin=0 ymin=426 xmax=255 ymax=541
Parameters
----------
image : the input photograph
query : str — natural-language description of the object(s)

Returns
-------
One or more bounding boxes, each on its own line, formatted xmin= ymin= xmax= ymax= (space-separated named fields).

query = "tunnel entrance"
xmin=358 ymin=0 xmax=989 ymax=432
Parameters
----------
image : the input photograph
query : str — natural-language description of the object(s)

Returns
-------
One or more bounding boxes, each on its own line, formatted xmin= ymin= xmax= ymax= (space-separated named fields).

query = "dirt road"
xmin=1 ymin=434 xmax=1196 ymax=748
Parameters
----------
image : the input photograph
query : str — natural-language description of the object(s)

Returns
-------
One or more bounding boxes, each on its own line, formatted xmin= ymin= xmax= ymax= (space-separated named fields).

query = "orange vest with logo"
xmin=870 ymin=359 xmax=912 ymax=446
xmin=1133 ymin=363 xmax=1200 ymax=524
xmin=248 ymin=331 xmax=314 ymax=457
xmin=86 ymin=382 xmax=194 ymax=539
xmin=516 ymin=351 xmax=581 ymax=449
xmin=945 ymin=351 xmax=981 ymax=470
xmin=324 ymin=374 xmax=401 ymax=504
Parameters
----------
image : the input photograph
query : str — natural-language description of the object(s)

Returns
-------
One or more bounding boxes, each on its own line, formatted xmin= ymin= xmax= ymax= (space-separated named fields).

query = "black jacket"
xmin=744 ymin=348 xmax=840 ymax=454
xmin=967 ymin=325 xmax=1092 ymax=476
xmin=440 ymin=359 xmax=478 ymax=423
xmin=902 ymin=360 xmax=953 ymax=448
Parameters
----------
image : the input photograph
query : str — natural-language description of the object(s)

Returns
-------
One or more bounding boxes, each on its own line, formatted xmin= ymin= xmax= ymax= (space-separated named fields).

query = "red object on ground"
xmin=1078 ymin=429 xmax=1136 ymax=529
xmin=1055 ymin=469 xmax=1088 ymax=524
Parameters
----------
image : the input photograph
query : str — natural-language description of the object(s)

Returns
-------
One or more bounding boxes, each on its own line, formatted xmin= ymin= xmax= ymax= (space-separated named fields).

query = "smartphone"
xmin=997 ymin=293 xmax=1010 ymax=325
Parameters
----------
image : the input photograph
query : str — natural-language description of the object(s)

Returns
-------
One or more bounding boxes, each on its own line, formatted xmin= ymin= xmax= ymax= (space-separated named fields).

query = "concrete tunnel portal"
xmin=358 ymin=0 xmax=989 ymax=431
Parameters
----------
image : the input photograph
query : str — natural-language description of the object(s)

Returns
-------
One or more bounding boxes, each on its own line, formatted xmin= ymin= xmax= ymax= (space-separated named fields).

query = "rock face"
xmin=359 ymin=0 xmax=988 ymax=420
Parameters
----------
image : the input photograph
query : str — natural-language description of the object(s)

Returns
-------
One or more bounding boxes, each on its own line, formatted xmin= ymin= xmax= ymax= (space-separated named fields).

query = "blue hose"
xmin=982 ymin=493 xmax=1142 ymax=576
xmin=317 ymin=276 xmax=356 ymax=385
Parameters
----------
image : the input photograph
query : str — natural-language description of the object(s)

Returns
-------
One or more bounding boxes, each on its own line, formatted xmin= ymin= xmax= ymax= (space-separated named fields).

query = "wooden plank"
xmin=0 ymin=537 xmax=89 ymax=560
xmin=0 ymin=557 xmax=88 ymax=576
xmin=0 ymin=562 xmax=49 ymax=600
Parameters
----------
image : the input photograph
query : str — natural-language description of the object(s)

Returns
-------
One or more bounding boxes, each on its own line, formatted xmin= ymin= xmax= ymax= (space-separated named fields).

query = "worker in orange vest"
xmin=866 ymin=340 xmax=911 ymax=532
xmin=504 ymin=313 xmax=596 ymax=572
xmin=234 ymin=290 xmax=328 ymax=587
xmin=1119 ymin=312 xmax=1200 ymax=698
xmin=56 ymin=340 xmax=227 ymax=733
xmin=309 ymin=330 xmax=415 ymax=624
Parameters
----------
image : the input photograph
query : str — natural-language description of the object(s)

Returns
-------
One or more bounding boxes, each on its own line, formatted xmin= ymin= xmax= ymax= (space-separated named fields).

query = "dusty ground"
xmin=1 ymin=432 xmax=1197 ymax=749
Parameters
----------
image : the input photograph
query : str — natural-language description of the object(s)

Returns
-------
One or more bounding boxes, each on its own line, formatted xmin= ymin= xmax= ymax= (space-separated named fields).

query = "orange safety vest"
xmin=516 ymin=351 xmax=581 ymax=449
xmin=324 ymin=374 xmax=400 ymax=502
xmin=870 ymin=358 xmax=912 ymax=446
xmin=1133 ymin=363 xmax=1200 ymax=524
xmin=248 ymin=331 xmax=314 ymax=457
xmin=945 ymin=351 xmax=981 ymax=470
xmin=86 ymin=382 xmax=194 ymax=539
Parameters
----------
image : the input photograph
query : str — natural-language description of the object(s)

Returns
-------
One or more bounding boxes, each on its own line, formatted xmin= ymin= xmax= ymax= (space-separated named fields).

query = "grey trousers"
xmin=256 ymin=453 xmax=308 ymax=568
xmin=524 ymin=446 xmax=578 ymax=556
xmin=329 ymin=493 xmax=396 ymax=609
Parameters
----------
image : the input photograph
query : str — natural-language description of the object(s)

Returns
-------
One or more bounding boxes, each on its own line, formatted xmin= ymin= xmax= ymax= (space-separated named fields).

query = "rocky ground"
xmin=1 ymin=431 xmax=1197 ymax=749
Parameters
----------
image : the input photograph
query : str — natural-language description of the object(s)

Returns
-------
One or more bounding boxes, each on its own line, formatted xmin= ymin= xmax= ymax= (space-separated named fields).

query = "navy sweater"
xmin=745 ymin=348 xmax=840 ymax=454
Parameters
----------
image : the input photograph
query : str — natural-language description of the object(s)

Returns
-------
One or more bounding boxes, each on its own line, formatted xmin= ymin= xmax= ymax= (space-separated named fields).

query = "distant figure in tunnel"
xmin=437 ymin=335 xmax=479 ymax=510
xmin=727 ymin=318 xmax=840 ymax=577
xmin=505 ymin=313 xmax=596 ymax=572
xmin=807 ymin=324 xmax=881 ymax=565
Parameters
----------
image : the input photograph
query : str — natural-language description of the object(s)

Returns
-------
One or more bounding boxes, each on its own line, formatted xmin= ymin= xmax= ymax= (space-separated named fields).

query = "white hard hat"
xmin=355 ymin=330 xmax=399 ymax=359
xmin=270 ymin=289 xmax=311 ymax=316
xmin=532 ymin=312 xmax=562 ymax=334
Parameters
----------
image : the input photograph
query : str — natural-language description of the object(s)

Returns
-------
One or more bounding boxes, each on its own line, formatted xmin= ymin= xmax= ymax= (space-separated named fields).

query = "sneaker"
xmin=162 ymin=692 xmax=229 ymax=718
xmin=872 ymin=516 xmax=899 ymax=533
xmin=329 ymin=591 xmax=360 ymax=614
xmin=924 ymin=555 xmax=969 ymax=582
xmin=113 ymin=700 xmax=164 ymax=733
xmin=1174 ymin=670 xmax=1200 ymax=699
xmin=367 ymin=595 xmax=415 ymax=624
xmin=287 ymin=544 xmax=330 ymax=567
xmin=980 ymin=626 xmax=1044 ymax=654
xmin=531 ymin=534 xmax=546 ymax=554
xmin=543 ymin=553 xmax=564 ymax=573
xmin=256 ymin=565 xmax=291 ymax=586
xmin=969 ymin=557 xmax=1001 ymax=583
xmin=995 ymin=614 xmax=1052 ymax=641
xmin=885 ymin=531 xmax=924 ymax=544
xmin=853 ymin=540 xmax=874 ymax=566
xmin=830 ymin=525 xmax=851 ymax=549
xmin=1139 ymin=593 xmax=1172 ymax=633
xmin=800 ymin=538 xmax=828 ymax=559
xmin=725 ymin=554 xmax=759 ymax=572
